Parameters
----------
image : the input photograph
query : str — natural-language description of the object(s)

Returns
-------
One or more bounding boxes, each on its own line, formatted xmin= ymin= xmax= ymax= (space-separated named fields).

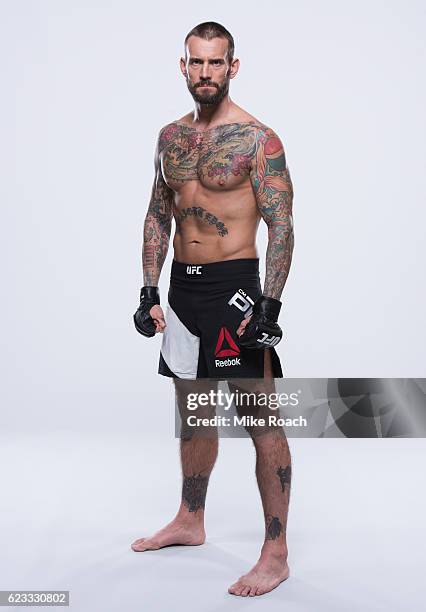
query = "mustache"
xmin=194 ymin=81 xmax=218 ymax=88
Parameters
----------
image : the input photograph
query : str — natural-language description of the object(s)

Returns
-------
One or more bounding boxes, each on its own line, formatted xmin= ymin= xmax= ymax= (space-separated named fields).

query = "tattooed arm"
xmin=250 ymin=127 xmax=294 ymax=300
xmin=142 ymin=132 xmax=174 ymax=286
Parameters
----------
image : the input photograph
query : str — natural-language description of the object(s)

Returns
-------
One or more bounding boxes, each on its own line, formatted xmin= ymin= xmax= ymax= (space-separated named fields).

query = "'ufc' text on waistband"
xmin=186 ymin=265 xmax=203 ymax=275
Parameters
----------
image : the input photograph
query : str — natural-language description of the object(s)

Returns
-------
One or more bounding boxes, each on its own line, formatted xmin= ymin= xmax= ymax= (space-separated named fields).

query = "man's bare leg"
xmin=132 ymin=380 xmax=218 ymax=552
xmin=229 ymin=351 xmax=291 ymax=596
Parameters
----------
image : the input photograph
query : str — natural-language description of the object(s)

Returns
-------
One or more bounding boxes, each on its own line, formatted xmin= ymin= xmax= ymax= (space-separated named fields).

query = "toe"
xmin=248 ymin=585 xmax=258 ymax=597
xmin=228 ymin=579 xmax=242 ymax=596
xmin=234 ymin=583 xmax=245 ymax=596
xmin=131 ymin=538 xmax=146 ymax=551
xmin=132 ymin=538 xmax=160 ymax=552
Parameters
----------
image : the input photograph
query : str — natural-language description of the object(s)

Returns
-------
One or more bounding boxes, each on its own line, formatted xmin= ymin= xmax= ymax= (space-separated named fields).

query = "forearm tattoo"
xmin=265 ymin=514 xmax=284 ymax=540
xmin=182 ymin=473 xmax=209 ymax=513
xmin=143 ymin=159 xmax=173 ymax=286
xmin=250 ymin=127 xmax=294 ymax=299
xmin=176 ymin=206 xmax=228 ymax=237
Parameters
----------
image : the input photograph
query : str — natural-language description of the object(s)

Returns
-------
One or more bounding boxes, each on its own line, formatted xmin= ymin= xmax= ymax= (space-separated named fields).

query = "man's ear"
xmin=180 ymin=57 xmax=188 ymax=78
xmin=229 ymin=57 xmax=240 ymax=80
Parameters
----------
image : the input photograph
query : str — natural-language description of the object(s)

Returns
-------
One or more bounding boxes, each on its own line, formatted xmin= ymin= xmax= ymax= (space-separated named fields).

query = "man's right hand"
xmin=133 ymin=287 xmax=166 ymax=337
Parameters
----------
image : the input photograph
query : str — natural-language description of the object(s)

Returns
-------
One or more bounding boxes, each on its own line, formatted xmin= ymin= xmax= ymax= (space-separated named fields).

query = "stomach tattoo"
xmin=176 ymin=206 xmax=229 ymax=237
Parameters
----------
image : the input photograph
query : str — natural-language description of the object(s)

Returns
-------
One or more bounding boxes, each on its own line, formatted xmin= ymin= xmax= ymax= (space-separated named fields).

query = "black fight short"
xmin=158 ymin=258 xmax=283 ymax=379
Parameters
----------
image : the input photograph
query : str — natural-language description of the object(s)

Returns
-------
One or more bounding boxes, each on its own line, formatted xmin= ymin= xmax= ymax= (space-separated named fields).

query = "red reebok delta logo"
xmin=214 ymin=326 xmax=240 ymax=358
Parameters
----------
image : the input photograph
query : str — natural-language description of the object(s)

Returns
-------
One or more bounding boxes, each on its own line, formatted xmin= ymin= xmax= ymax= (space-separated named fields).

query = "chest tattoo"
xmin=159 ymin=122 xmax=258 ymax=185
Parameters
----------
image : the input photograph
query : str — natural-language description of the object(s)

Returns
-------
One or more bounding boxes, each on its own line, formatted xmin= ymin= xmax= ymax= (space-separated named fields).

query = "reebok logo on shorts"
xmin=214 ymin=326 xmax=241 ymax=367
xmin=215 ymin=357 xmax=241 ymax=367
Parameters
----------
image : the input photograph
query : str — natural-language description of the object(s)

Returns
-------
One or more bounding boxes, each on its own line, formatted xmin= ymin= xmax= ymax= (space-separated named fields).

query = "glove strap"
xmin=140 ymin=286 xmax=160 ymax=304
xmin=253 ymin=296 xmax=281 ymax=321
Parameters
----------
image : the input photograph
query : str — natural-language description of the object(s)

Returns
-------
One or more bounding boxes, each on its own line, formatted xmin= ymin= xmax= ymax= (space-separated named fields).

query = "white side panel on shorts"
xmin=160 ymin=304 xmax=200 ymax=379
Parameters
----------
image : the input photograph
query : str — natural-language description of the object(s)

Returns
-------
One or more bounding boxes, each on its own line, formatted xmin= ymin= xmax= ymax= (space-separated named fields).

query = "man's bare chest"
xmin=159 ymin=122 xmax=259 ymax=191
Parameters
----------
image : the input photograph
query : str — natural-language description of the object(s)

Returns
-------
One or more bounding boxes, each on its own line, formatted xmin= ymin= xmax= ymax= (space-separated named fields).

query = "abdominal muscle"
xmin=170 ymin=181 xmax=260 ymax=264
xmin=172 ymin=218 xmax=259 ymax=264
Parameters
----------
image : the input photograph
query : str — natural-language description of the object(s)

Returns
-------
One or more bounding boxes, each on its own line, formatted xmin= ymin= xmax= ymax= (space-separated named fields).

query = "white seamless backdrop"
xmin=1 ymin=4 xmax=426 ymax=612
xmin=1 ymin=0 xmax=425 ymax=432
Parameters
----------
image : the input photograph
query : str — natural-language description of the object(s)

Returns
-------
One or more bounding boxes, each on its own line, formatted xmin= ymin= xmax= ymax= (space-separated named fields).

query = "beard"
xmin=186 ymin=76 xmax=230 ymax=106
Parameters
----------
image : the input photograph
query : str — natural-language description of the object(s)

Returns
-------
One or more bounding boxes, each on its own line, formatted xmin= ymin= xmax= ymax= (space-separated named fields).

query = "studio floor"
xmin=1 ymin=432 xmax=425 ymax=611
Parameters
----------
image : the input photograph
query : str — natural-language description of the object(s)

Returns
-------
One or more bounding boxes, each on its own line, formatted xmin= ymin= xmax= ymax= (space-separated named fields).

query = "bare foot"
xmin=131 ymin=518 xmax=206 ymax=552
xmin=228 ymin=552 xmax=290 ymax=597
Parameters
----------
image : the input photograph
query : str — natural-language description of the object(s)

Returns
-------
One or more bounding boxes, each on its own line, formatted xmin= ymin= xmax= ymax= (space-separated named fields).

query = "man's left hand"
xmin=237 ymin=296 xmax=283 ymax=349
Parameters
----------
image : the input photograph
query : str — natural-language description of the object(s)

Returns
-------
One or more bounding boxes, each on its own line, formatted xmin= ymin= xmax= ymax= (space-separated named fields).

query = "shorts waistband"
xmin=171 ymin=258 xmax=260 ymax=285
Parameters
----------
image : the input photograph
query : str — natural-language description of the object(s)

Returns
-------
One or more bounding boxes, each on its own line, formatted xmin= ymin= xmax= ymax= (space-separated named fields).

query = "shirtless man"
xmin=131 ymin=22 xmax=294 ymax=597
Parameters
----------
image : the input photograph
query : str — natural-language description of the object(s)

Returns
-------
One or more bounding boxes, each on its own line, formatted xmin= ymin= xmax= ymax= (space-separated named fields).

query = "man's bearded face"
xmin=184 ymin=36 xmax=232 ymax=106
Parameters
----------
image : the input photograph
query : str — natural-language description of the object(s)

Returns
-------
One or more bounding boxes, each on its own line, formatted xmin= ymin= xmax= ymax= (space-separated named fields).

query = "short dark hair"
xmin=184 ymin=22 xmax=234 ymax=63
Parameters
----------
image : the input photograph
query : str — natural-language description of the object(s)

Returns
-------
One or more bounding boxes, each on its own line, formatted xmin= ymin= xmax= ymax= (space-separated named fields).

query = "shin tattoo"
xmin=265 ymin=515 xmax=284 ymax=540
xmin=182 ymin=474 xmax=209 ymax=513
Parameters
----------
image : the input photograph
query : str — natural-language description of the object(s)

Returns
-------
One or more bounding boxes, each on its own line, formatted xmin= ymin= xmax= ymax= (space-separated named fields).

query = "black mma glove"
xmin=133 ymin=286 xmax=160 ymax=337
xmin=238 ymin=296 xmax=283 ymax=349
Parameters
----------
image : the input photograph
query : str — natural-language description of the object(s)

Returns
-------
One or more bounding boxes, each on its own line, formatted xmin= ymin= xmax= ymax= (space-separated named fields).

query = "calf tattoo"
xmin=265 ymin=515 xmax=284 ymax=540
xmin=276 ymin=465 xmax=292 ymax=494
xmin=176 ymin=206 xmax=228 ymax=237
xmin=182 ymin=474 xmax=209 ymax=512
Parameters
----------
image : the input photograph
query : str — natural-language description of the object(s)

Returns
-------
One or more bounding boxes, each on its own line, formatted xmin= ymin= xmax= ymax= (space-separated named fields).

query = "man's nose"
xmin=200 ymin=62 xmax=212 ymax=79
